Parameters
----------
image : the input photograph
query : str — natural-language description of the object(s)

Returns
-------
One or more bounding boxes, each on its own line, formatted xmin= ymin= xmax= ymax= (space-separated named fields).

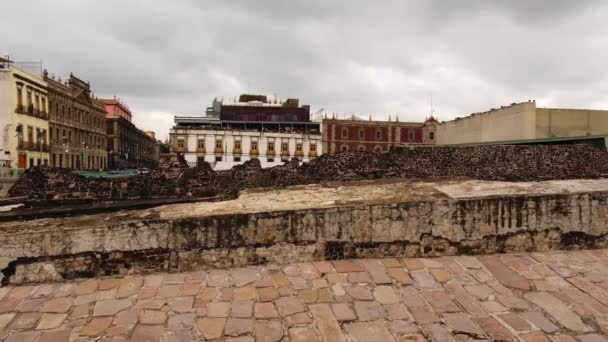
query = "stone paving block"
xmin=480 ymin=256 xmax=531 ymax=290
xmin=254 ymin=320 xmax=283 ymax=342
xmin=520 ymin=331 xmax=551 ymax=342
xmin=524 ymin=291 xmax=590 ymax=332
xmin=80 ymin=317 xmax=112 ymax=336
xmin=345 ymin=321 xmax=396 ymax=342
xmin=289 ymin=327 xmax=319 ymax=342
xmin=421 ymin=290 xmax=460 ymax=313
xmin=332 ymin=303 xmax=357 ymax=321
xmin=310 ymin=303 xmax=346 ymax=342
xmin=353 ymin=301 xmax=386 ymax=321
xmin=443 ymin=312 xmax=485 ymax=338
xmin=38 ymin=329 xmax=70 ymax=342
xmin=423 ymin=323 xmax=456 ymax=342
xmin=373 ymin=285 xmax=399 ymax=304
xmin=275 ymin=296 xmax=306 ymax=317
xmin=387 ymin=267 xmax=413 ymax=284
xmin=498 ymin=312 xmax=532 ymax=331
xmin=35 ymin=313 xmax=67 ymax=329
xmin=224 ymin=318 xmax=253 ymax=336
xmin=520 ymin=311 xmax=559 ymax=333
xmin=196 ymin=317 xmax=226 ymax=340
xmin=474 ymin=316 xmax=516 ymax=341
xmin=362 ymin=260 xmax=392 ymax=284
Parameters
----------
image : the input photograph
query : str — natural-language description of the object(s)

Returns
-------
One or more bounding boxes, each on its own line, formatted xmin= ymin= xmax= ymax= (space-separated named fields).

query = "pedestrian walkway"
xmin=1 ymin=249 xmax=608 ymax=341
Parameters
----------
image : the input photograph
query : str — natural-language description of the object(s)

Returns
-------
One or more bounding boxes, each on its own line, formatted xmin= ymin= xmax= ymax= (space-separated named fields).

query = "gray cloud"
xmin=2 ymin=0 xmax=607 ymax=139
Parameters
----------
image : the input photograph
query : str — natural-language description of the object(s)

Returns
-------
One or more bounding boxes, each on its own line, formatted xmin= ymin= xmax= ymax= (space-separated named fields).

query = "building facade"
xmin=0 ymin=58 xmax=50 ymax=169
xmin=170 ymin=124 xmax=321 ymax=169
xmin=436 ymin=100 xmax=608 ymax=147
xmin=206 ymin=94 xmax=311 ymax=123
xmin=171 ymin=94 xmax=320 ymax=169
xmin=45 ymin=73 xmax=107 ymax=169
xmin=322 ymin=116 xmax=438 ymax=154
xmin=102 ymin=99 xmax=158 ymax=169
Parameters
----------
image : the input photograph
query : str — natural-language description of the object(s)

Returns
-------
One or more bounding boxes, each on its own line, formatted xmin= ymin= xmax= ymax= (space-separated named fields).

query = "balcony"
xmin=309 ymin=151 xmax=317 ymax=158
xmin=214 ymin=147 xmax=223 ymax=153
xmin=233 ymin=148 xmax=242 ymax=155
xmin=281 ymin=150 xmax=290 ymax=156
xmin=196 ymin=147 xmax=205 ymax=153
xmin=250 ymin=149 xmax=258 ymax=156
xmin=18 ymin=141 xmax=49 ymax=152
xmin=295 ymin=150 xmax=304 ymax=157
xmin=176 ymin=146 xmax=186 ymax=153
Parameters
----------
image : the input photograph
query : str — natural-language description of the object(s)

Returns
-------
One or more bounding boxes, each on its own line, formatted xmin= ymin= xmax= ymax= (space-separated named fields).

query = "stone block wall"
xmin=2 ymin=182 xmax=607 ymax=284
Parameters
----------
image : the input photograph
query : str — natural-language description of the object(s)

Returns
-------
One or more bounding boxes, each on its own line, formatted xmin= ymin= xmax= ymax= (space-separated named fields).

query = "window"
xmin=342 ymin=127 xmax=348 ymax=138
xmin=16 ymin=85 xmax=22 ymax=109
xmin=358 ymin=146 xmax=365 ymax=152
xmin=197 ymin=139 xmax=204 ymax=149
xmin=281 ymin=143 xmax=288 ymax=152
xmin=215 ymin=156 xmax=222 ymax=162
xmin=375 ymin=145 xmax=382 ymax=152
xmin=234 ymin=156 xmax=241 ymax=162
xmin=234 ymin=140 xmax=241 ymax=150
xmin=296 ymin=143 xmax=302 ymax=152
xmin=251 ymin=141 xmax=258 ymax=151
xmin=177 ymin=139 xmax=185 ymax=148
xmin=341 ymin=145 xmax=348 ymax=152
xmin=215 ymin=140 xmax=222 ymax=149
xmin=310 ymin=144 xmax=316 ymax=152
xmin=408 ymin=130 xmax=414 ymax=141
xmin=375 ymin=129 xmax=382 ymax=141
xmin=268 ymin=142 xmax=274 ymax=152
xmin=429 ymin=132 xmax=435 ymax=140
xmin=359 ymin=128 xmax=365 ymax=139
xmin=197 ymin=157 xmax=205 ymax=166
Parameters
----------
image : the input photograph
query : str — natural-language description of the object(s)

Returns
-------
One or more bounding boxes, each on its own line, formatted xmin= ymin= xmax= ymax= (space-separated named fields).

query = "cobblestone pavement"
xmin=2 ymin=250 xmax=608 ymax=341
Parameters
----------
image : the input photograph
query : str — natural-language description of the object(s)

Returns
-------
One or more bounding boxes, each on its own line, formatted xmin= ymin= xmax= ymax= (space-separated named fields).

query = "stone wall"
xmin=8 ymin=144 xmax=608 ymax=204
xmin=2 ymin=179 xmax=608 ymax=284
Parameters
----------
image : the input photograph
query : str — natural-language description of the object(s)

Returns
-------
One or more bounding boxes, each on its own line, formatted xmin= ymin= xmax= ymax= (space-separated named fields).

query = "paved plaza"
xmin=2 ymin=249 xmax=608 ymax=341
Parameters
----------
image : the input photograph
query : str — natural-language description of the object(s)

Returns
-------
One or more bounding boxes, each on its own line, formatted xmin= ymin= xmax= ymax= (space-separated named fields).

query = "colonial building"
xmin=322 ymin=115 xmax=438 ymax=154
xmin=171 ymin=95 xmax=321 ymax=169
xmin=102 ymin=98 xmax=158 ymax=169
xmin=45 ymin=72 xmax=107 ymax=169
xmin=0 ymin=57 xmax=50 ymax=168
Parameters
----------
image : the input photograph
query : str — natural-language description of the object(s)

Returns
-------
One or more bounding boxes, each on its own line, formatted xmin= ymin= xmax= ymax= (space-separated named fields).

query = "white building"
xmin=170 ymin=119 xmax=321 ymax=170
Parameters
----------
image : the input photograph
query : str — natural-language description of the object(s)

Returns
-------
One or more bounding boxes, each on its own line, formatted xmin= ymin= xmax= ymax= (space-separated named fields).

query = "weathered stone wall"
xmin=2 ymin=180 xmax=608 ymax=284
xmin=8 ymin=144 xmax=608 ymax=204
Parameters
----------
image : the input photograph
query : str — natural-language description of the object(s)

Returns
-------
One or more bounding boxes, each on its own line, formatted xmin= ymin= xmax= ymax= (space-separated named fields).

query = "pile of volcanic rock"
xmin=8 ymin=144 xmax=608 ymax=205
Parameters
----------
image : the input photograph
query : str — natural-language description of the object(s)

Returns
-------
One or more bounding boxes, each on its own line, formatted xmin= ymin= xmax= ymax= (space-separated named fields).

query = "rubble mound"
xmin=9 ymin=144 xmax=608 ymax=204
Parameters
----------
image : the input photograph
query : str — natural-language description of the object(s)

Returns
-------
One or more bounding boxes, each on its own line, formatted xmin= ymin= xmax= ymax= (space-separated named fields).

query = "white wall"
xmin=171 ymin=128 xmax=322 ymax=170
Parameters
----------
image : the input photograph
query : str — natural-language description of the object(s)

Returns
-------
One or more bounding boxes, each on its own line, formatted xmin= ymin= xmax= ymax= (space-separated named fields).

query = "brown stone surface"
xmin=1 ymin=250 xmax=608 ymax=340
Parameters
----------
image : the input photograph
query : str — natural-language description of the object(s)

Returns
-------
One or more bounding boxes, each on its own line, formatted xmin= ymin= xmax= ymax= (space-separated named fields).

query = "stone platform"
xmin=2 ymin=178 xmax=608 ymax=284
xmin=1 ymin=249 xmax=608 ymax=341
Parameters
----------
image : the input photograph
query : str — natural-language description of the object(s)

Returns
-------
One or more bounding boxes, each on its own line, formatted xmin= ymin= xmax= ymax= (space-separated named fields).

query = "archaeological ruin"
xmin=1 ymin=144 xmax=608 ymax=285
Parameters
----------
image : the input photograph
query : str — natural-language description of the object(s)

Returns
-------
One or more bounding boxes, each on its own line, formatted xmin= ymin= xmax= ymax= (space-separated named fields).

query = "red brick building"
xmin=322 ymin=116 xmax=438 ymax=154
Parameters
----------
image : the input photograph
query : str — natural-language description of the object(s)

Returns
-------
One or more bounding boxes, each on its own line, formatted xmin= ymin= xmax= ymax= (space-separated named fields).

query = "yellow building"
xmin=0 ymin=58 xmax=49 ymax=169
xmin=437 ymin=100 xmax=608 ymax=148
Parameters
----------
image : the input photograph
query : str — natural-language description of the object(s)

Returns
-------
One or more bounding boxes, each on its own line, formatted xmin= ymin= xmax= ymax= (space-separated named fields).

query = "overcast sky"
xmin=3 ymin=1 xmax=608 ymax=140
